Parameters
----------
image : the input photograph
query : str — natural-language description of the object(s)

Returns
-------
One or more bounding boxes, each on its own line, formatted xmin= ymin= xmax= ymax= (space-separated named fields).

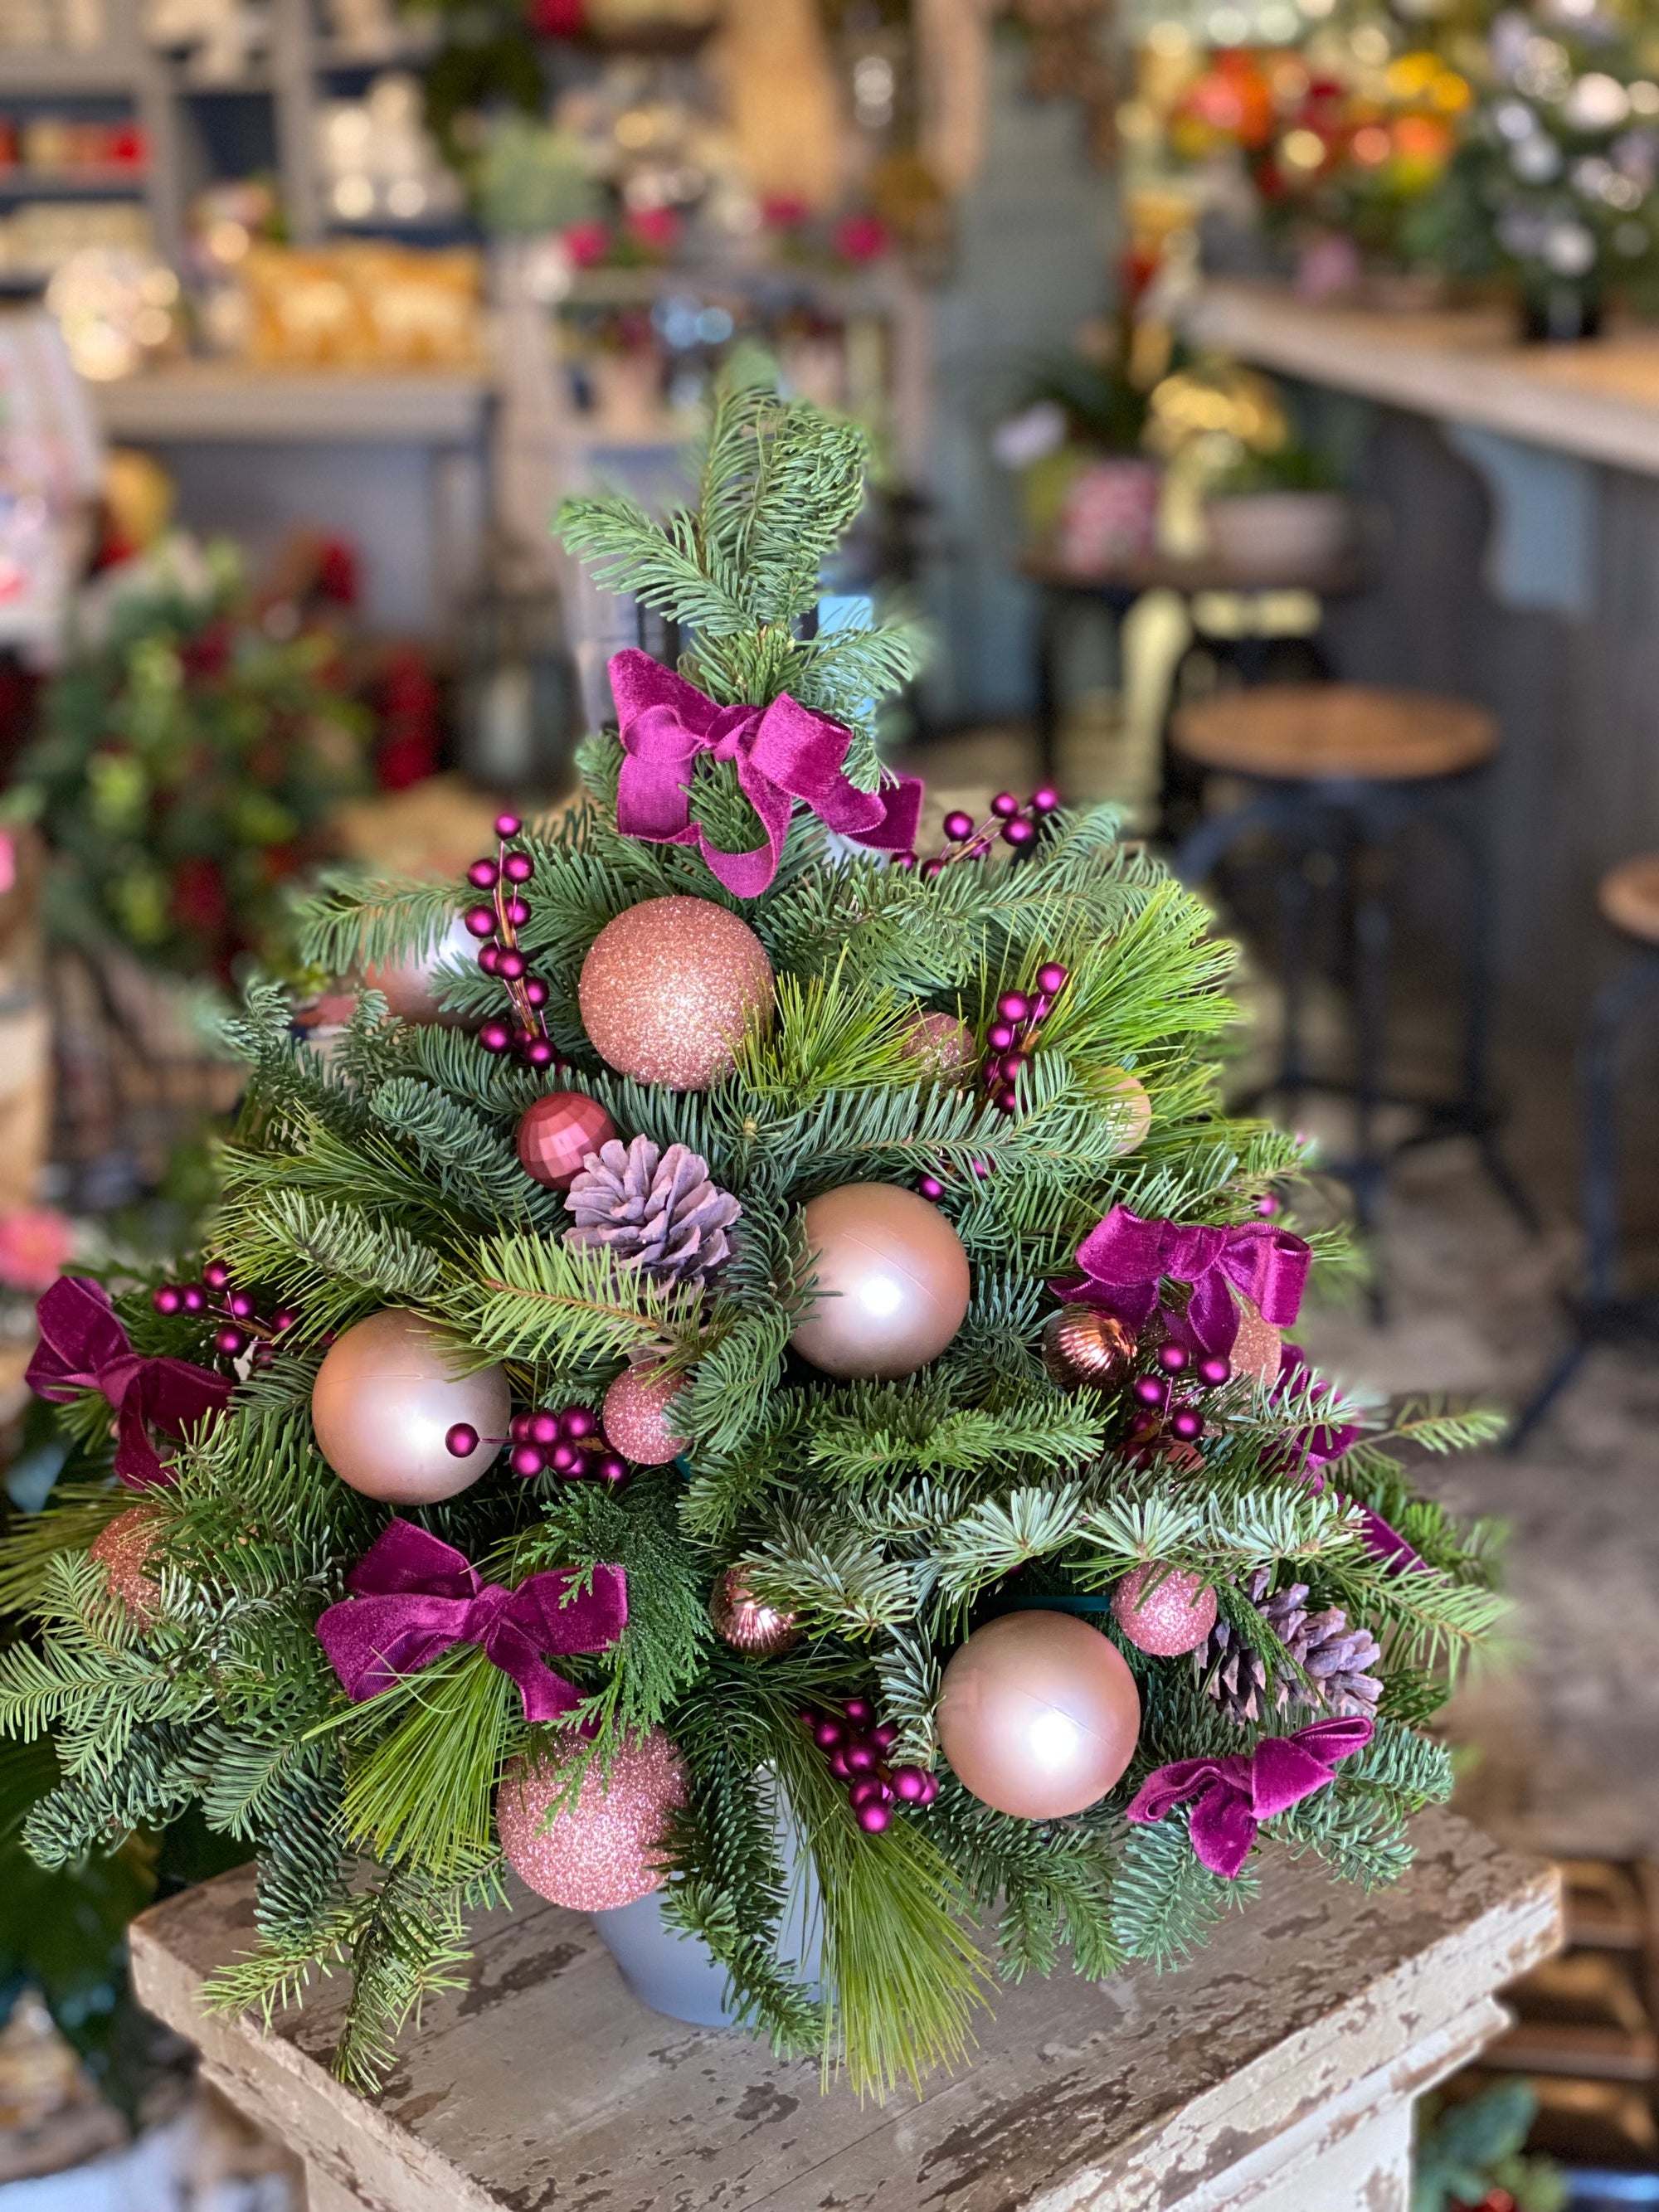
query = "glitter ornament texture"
xmin=90 ymin=1506 xmax=163 ymax=1629
xmin=577 ymin=897 xmax=775 ymax=1091
xmin=709 ymin=1566 xmax=801 ymax=1655
xmin=900 ymin=1009 xmax=977 ymax=1083
xmin=516 ymin=1091 xmax=617 ymax=1191
xmin=1112 ymin=1564 xmax=1218 ymax=1656
xmin=1040 ymin=1305 xmax=1137 ymax=1391
xmin=496 ymin=1728 xmax=687 ymax=1910
xmin=1230 ymin=1299 xmax=1284 ymax=1388
xmin=937 ymin=1611 xmax=1141 ymax=1820
xmin=310 ymin=1310 xmax=508 ymax=1502
xmin=790 ymin=1182 xmax=971 ymax=1379
xmin=601 ymin=1364 xmax=687 ymax=1466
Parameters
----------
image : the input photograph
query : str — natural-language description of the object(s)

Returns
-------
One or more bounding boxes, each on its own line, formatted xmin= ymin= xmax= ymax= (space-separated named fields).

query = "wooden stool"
xmin=129 ymin=1811 xmax=1559 ymax=2212
xmin=1515 ymin=853 xmax=1659 ymax=1443
xmin=1171 ymin=685 xmax=1530 ymax=1264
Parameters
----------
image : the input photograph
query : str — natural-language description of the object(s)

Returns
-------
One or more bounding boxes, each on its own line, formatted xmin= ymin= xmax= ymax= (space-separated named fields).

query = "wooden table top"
xmin=129 ymin=1808 xmax=1559 ymax=2212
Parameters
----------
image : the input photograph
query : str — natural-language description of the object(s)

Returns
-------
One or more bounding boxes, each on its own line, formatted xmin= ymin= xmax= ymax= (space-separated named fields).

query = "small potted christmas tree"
xmin=0 ymin=357 xmax=1505 ymax=2098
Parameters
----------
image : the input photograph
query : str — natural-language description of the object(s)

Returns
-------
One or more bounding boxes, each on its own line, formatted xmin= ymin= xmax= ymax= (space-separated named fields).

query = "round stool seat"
xmin=1599 ymin=854 xmax=1659 ymax=945
xmin=1173 ymin=684 xmax=1497 ymax=783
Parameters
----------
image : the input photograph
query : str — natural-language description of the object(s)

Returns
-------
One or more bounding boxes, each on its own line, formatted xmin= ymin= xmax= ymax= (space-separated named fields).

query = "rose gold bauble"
xmin=708 ymin=1566 xmax=801 ymax=1656
xmin=517 ymin=1091 xmax=617 ymax=1192
xmin=362 ymin=914 xmax=478 ymax=1026
xmin=577 ymin=897 xmax=774 ymax=1091
xmin=497 ymin=1728 xmax=687 ymax=1910
xmin=90 ymin=1506 xmax=164 ymax=1629
xmin=1041 ymin=1305 xmax=1136 ymax=1391
xmin=937 ymin=1611 xmax=1141 ymax=1819
xmin=1098 ymin=1066 xmax=1152 ymax=1156
xmin=1230 ymin=1299 xmax=1283 ymax=1388
xmin=790 ymin=1183 xmax=971 ymax=1379
xmin=601 ymin=1364 xmax=687 ymax=1466
xmin=901 ymin=1010 xmax=977 ymax=1085
xmin=310 ymin=1309 xmax=508 ymax=1502
xmin=1112 ymin=1564 xmax=1217 ymax=1657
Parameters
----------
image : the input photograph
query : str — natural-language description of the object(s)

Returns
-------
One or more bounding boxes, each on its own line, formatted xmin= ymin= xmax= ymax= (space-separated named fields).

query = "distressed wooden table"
xmin=129 ymin=1807 xmax=1559 ymax=2212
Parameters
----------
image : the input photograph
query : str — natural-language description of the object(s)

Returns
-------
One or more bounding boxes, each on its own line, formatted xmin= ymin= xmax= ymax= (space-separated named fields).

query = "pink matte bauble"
xmin=517 ymin=1091 xmax=617 ymax=1191
xmin=601 ymin=1364 xmax=687 ymax=1466
xmin=937 ymin=1611 xmax=1141 ymax=1819
xmin=310 ymin=1309 xmax=508 ymax=1502
xmin=902 ymin=1010 xmax=976 ymax=1084
xmin=577 ymin=897 xmax=774 ymax=1091
xmin=1098 ymin=1065 xmax=1152 ymax=1156
xmin=790 ymin=1182 xmax=971 ymax=1379
xmin=90 ymin=1506 xmax=164 ymax=1630
xmin=1231 ymin=1299 xmax=1283 ymax=1388
xmin=1111 ymin=1564 xmax=1218 ymax=1656
xmin=363 ymin=914 xmax=478 ymax=1025
xmin=497 ymin=1728 xmax=687 ymax=1910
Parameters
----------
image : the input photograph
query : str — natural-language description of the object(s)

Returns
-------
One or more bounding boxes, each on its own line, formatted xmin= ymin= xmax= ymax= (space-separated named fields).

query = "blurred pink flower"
xmin=0 ymin=1207 xmax=75 ymax=1294
xmin=562 ymin=220 xmax=612 ymax=268
xmin=834 ymin=212 xmax=889 ymax=264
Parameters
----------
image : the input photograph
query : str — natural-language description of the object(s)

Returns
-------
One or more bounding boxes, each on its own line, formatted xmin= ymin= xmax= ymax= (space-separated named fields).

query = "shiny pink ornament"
xmin=497 ymin=1728 xmax=686 ymax=1910
xmin=577 ymin=897 xmax=774 ymax=1091
xmin=937 ymin=1611 xmax=1141 ymax=1819
xmin=362 ymin=915 xmax=478 ymax=1025
xmin=709 ymin=1567 xmax=800 ymax=1656
xmin=900 ymin=1010 xmax=976 ymax=1085
xmin=601 ymin=1364 xmax=686 ymax=1466
xmin=90 ymin=1506 xmax=164 ymax=1630
xmin=310 ymin=1310 xmax=508 ymax=1503
xmin=516 ymin=1091 xmax=617 ymax=1192
xmin=1111 ymin=1565 xmax=1218 ymax=1657
xmin=790 ymin=1183 xmax=971 ymax=1379
xmin=1097 ymin=1066 xmax=1152 ymax=1156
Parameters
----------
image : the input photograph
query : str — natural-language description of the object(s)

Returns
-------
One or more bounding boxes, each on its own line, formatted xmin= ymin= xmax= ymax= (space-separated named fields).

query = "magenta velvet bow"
xmin=1126 ymin=1714 xmax=1374 ymax=1879
xmin=315 ymin=1520 xmax=627 ymax=1727
xmin=609 ymin=648 xmax=923 ymax=898
xmin=26 ymin=1276 xmax=234 ymax=1490
xmin=1054 ymin=1204 xmax=1311 ymax=1359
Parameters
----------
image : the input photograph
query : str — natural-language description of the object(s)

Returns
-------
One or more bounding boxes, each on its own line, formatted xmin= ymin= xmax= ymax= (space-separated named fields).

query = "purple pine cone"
xmin=562 ymin=1136 xmax=741 ymax=1289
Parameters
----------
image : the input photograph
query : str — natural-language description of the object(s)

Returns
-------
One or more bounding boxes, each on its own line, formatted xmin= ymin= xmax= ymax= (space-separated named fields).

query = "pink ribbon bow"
xmin=1126 ymin=1714 xmax=1374 ymax=1879
xmin=26 ymin=1276 xmax=234 ymax=1490
xmin=315 ymin=1519 xmax=627 ymax=1727
xmin=1053 ymin=1204 xmax=1311 ymax=1360
xmin=610 ymin=648 xmax=923 ymax=898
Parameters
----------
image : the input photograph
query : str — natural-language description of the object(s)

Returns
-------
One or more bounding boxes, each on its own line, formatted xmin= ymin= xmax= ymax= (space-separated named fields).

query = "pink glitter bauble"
xmin=901 ymin=1010 xmax=976 ymax=1084
xmin=497 ymin=1729 xmax=687 ymax=1911
xmin=1111 ymin=1564 xmax=1217 ymax=1656
xmin=517 ymin=1091 xmax=617 ymax=1192
xmin=1097 ymin=1065 xmax=1152 ymax=1157
xmin=90 ymin=1507 xmax=164 ymax=1630
xmin=601 ymin=1364 xmax=686 ymax=1466
xmin=1230 ymin=1299 xmax=1283 ymax=1388
xmin=708 ymin=1567 xmax=800 ymax=1656
xmin=577 ymin=897 xmax=774 ymax=1091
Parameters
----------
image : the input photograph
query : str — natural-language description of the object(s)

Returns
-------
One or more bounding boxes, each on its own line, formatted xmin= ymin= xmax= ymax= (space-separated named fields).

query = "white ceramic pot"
xmin=591 ymin=1808 xmax=823 ymax=2028
xmin=1204 ymin=491 xmax=1354 ymax=581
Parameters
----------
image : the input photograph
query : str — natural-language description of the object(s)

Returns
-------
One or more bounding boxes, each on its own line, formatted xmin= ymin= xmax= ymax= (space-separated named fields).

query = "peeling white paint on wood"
xmin=129 ymin=1807 xmax=1561 ymax=2212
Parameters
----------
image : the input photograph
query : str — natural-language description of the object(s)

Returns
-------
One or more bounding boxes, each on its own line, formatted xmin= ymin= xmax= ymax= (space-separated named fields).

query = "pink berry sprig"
xmin=444 ymin=1402 xmax=629 ymax=1488
xmin=907 ymin=785 xmax=1059 ymax=879
xmin=983 ymin=960 xmax=1068 ymax=1116
xmin=152 ymin=1260 xmax=298 ymax=1364
xmin=464 ymin=814 xmax=564 ymax=1072
xmin=805 ymin=1698 xmax=939 ymax=1834
xmin=1126 ymin=1340 xmax=1236 ymax=1452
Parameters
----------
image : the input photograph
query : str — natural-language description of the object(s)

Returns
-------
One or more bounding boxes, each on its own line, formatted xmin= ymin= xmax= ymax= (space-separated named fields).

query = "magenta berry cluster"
xmin=444 ymin=1403 xmax=629 ymax=1487
xmin=1126 ymin=1339 xmax=1235 ymax=1451
xmin=899 ymin=785 xmax=1059 ymax=880
xmin=464 ymin=815 xmax=565 ymax=1071
xmin=805 ymin=1698 xmax=939 ymax=1835
xmin=983 ymin=960 xmax=1068 ymax=1116
xmin=153 ymin=1262 xmax=297 ymax=1363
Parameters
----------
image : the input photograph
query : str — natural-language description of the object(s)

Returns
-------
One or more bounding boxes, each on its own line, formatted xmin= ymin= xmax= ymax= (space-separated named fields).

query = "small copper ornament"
xmin=709 ymin=1567 xmax=801 ymax=1656
xmin=90 ymin=1506 xmax=164 ymax=1630
xmin=1041 ymin=1305 xmax=1136 ymax=1390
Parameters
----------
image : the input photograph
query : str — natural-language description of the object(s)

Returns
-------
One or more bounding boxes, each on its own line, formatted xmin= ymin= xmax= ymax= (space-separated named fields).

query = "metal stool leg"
xmin=1457 ymin=787 xmax=1540 ymax=1234
xmin=1277 ymin=837 xmax=1313 ymax=1108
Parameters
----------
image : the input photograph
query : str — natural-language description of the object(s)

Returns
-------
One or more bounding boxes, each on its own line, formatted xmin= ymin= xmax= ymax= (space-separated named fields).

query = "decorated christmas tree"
xmin=0 ymin=359 xmax=1505 ymax=2098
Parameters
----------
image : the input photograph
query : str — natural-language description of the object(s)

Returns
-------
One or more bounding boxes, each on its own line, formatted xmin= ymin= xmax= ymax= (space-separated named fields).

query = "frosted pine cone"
xmin=563 ymin=1136 xmax=741 ymax=1289
xmin=1195 ymin=1568 xmax=1380 ymax=1724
